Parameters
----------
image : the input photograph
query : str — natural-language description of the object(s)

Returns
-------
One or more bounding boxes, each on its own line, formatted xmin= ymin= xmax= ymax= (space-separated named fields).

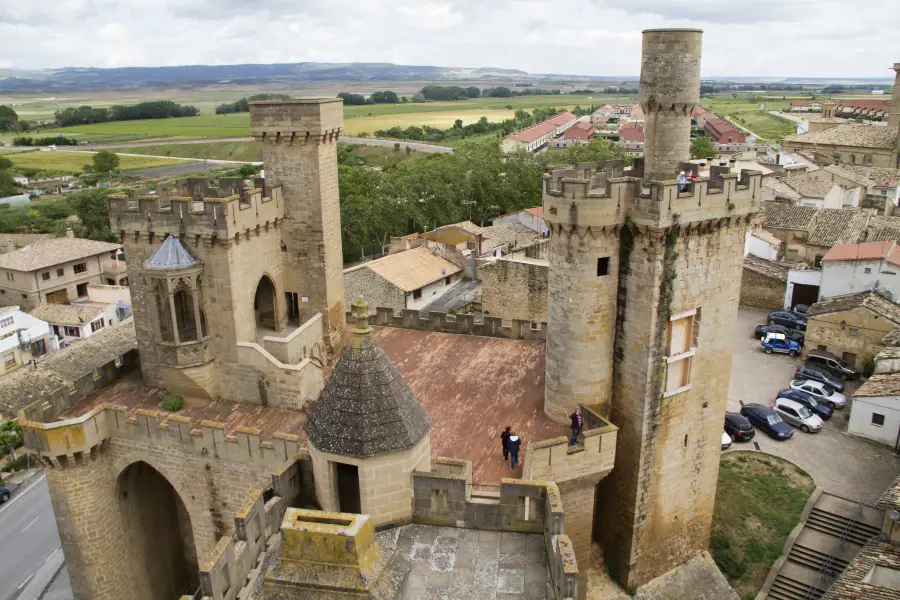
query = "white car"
xmin=773 ymin=398 xmax=823 ymax=433
xmin=721 ymin=431 xmax=732 ymax=450
xmin=789 ymin=379 xmax=847 ymax=409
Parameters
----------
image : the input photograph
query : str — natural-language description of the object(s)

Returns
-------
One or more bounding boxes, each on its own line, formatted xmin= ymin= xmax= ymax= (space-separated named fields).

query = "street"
xmin=0 ymin=475 xmax=69 ymax=600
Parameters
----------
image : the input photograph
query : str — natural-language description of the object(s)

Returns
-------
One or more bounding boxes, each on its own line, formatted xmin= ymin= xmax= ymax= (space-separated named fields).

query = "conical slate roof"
xmin=144 ymin=235 xmax=201 ymax=270
xmin=305 ymin=297 xmax=431 ymax=458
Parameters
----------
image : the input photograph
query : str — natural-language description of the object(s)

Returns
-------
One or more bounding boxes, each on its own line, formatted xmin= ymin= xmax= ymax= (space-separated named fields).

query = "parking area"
xmin=727 ymin=307 xmax=900 ymax=504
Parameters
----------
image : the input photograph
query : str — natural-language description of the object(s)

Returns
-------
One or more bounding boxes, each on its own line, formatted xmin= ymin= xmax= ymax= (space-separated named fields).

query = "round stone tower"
xmin=640 ymin=28 xmax=703 ymax=181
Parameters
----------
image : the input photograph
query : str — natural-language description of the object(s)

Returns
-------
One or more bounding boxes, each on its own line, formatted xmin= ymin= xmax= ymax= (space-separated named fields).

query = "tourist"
xmin=508 ymin=434 xmax=521 ymax=469
xmin=570 ymin=408 xmax=583 ymax=446
xmin=500 ymin=426 xmax=512 ymax=462
xmin=678 ymin=171 xmax=688 ymax=192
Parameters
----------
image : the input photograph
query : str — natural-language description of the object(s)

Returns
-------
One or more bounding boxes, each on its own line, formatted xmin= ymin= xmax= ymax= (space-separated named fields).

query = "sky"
xmin=1 ymin=0 xmax=899 ymax=79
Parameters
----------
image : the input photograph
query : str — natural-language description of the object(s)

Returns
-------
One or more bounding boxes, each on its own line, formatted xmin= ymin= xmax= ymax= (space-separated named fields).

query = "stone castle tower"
xmin=107 ymin=99 xmax=346 ymax=402
xmin=543 ymin=29 xmax=761 ymax=588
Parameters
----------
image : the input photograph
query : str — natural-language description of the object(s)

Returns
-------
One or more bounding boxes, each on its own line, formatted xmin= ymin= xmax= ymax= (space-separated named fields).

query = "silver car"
xmin=773 ymin=398 xmax=824 ymax=433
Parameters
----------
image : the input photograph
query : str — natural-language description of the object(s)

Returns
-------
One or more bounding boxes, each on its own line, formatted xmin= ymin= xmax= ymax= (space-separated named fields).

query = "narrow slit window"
xmin=597 ymin=257 xmax=610 ymax=276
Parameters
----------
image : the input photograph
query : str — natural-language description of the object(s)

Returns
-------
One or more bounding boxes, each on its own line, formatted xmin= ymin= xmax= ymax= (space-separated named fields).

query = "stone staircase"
xmin=764 ymin=493 xmax=882 ymax=600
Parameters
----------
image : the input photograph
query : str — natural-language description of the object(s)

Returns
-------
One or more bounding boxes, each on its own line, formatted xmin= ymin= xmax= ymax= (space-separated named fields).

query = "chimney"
xmin=65 ymin=228 xmax=74 ymax=239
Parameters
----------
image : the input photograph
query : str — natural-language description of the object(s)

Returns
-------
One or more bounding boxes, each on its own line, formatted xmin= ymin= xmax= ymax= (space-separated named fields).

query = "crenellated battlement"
xmin=250 ymin=98 xmax=343 ymax=144
xmin=20 ymin=403 xmax=304 ymax=470
xmin=108 ymin=176 xmax=283 ymax=239
xmin=542 ymin=159 xmax=762 ymax=232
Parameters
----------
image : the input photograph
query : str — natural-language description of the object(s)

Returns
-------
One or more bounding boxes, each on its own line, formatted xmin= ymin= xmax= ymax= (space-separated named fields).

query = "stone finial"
xmin=350 ymin=297 xmax=372 ymax=342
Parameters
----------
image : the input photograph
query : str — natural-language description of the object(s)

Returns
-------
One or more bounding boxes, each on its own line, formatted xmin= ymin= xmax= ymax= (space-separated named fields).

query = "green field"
xmin=729 ymin=112 xmax=797 ymax=140
xmin=6 ymin=150 xmax=190 ymax=176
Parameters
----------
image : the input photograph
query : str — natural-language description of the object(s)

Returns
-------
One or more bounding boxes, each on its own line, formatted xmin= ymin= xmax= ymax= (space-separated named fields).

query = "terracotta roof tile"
xmin=29 ymin=303 xmax=107 ymax=326
xmin=783 ymin=123 xmax=899 ymax=150
xmin=808 ymin=209 xmax=873 ymax=247
xmin=883 ymin=328 xmax=900 ymax=347
xmin=345 ymin=246 xmax=461 ymax=292
xmin=743 ymin=255 xmax=790 ymax=282
xmin=781 ymin=178 xmax=834 ymax=199
xmin=822 ymin=240 xmax=894 ymax=262
xmin=822 ymin=539 xmax=900 ymax=600
xmin=877 ymin=476 xmax=900 ymax=509
xmin=855 ymin=373 xmax=900 ymax=397
xmin=480 ymin=223 xmax=541 ymax=249
xmin=825 ymin=164 xmax=900 ymax=189
xmin=0 ymin=234 xmax=53 ymax=254
xmin=751 ymin=229 xmax=781 ymax=246
xmin=0 ymin=237 xmax=122 ymax=272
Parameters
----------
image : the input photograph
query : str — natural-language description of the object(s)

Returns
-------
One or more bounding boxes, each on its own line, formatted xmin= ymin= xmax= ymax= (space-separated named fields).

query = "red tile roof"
xmin=822 ymin=240 xmax=895 ymax=263
xmin=703 ymin=117 xmax=746 ymax=143
xmin=508 ymin=112 xmax=576 ymax=143
xmin=563 ymin=122 xmax=595 ymax=140
xmin=525 ymin=207 xmax=543 ymax=218
xmin=838 ymin=100 xmax=890 ymax=112
xmin=618 ymin=122 xmax=644 ymax=142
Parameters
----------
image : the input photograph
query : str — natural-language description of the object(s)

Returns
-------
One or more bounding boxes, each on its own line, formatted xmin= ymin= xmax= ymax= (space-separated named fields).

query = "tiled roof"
xmin=345 ymin=246 xmax=462 ymax=292
xmin=782 ymin=123 xmax=899 ymax=150
xmin=29 ymin=303 xmax=106 ymax=326
xmin=882 ymin=328 xmax=900 ymax=347
xmin=0 ymin=234 xmax=53 ymax=254
xmin=0 ymin=320 xmax=136 ymax=419
xmin=618 ymin=122 xmax=644 ymax=142
xmin=866 ymin=216 xmax=900 ymax=243
xmin=764 ymin=179 xmax=801 ymax=201
xmin=808 ymin=209 xmax=873 ymax=248
xmin=823 ymin=240 xmax=893 ymax=262
xmin=508 ymin=112 xmax=576 ymax=143
xmin=743 ymin=255 xmax=790 ymax=282
xmin=837 ymin=99 xmax=891 ymax=113
xmin=480 ymin=223 xmax=541 ymax=249
xmin=751 ymin=228 xmax=781 ymax=246
xmin=821 ymin=539 xmax=900 ymax=600
xmin=526 ymin=207 xmax=543 ymax=218
xmin=145 ymin=235 xmax=201 ymax=270
xmin=827 ymin=164 xmax=900 ymax=189
xmin=759 ymin=202 xmax=818 ymax=230
xmin=781 ymin=178 xmax=834 ymax=199
xmin=877 ymin=476 xmax=900 ymax=509
xmin=0 ymin=237 xmax=122 ymax=272
xmin=807 ymin=290 xmax=900 ymax=325
xmin=855 ymin=372 xmax=900 ymax=397
xmin=563 ymin=122 xmax=595 ymax=140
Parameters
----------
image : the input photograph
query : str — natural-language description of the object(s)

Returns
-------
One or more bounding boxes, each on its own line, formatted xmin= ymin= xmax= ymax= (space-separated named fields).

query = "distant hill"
xmin=0 ymin=62 xmax=537 ymax=92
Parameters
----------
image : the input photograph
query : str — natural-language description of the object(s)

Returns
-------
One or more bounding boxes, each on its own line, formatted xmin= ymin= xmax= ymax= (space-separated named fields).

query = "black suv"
xmin=768 ymin=310 xmax=807 ymax=331
xmin=0 ymin=487 xmax=9 ymax=503
xmin=794 ymin=364 xmax=845 ymax=392
xmin=724 ymin=412 xmax=755 ymax=441
xmin=806 ymin=349 xmax=858 ymax=380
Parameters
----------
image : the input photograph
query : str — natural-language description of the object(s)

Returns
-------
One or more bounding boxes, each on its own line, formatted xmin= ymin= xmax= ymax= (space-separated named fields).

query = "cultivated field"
xmin=5 ymin=150 xmax=189 ymax=176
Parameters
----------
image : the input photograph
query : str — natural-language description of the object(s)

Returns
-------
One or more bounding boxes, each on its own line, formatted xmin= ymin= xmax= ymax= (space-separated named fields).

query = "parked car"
xmin=724 ymin=412 xmax=755 ymax=442
xmin=740 ymin=403 xmax=794 ymax=440
xmin=754 ymin=324 xmax=805 ymax=346
xmin=762 ymin=332 xmax=801 ymax=357
xmin=0 ymin=487 xmax=9 ymax=502
xmin=789 ymin=379 xmax=847 ymax=409
xmin=768 ymin=310 xmax=807 ymax=330
xmin=721 ymin=431 xmax=732 ymax=450
xmin=773 ymin=398 xmax=824 ymax=433
xmin=776 ymin=388 xmax=833 ymax=420
xmin=793 ymin=304 xmax=809 ymax=314
xmin=806 ymin=349 xmax=858 ymax=380
xmin=794 ymin=364 xmax=845 ymax=392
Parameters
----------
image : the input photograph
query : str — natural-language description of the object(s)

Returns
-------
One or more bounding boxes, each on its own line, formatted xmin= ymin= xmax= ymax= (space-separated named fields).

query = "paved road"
xmin=728 ymin=306 xmax=900 ymax=504
xmin=56 ymin=136 xmax=453 ymax=154
xmin=0 ymin=475 xmax=70 ymax=600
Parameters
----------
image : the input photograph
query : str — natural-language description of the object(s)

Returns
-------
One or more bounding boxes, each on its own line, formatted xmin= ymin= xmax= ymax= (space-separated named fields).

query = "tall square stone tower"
xmin=543 ymin=29 xmax=761 ymax=588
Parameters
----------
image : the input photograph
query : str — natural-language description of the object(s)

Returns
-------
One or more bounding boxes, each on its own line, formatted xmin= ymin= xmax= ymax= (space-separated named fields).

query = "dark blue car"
xmin=0 ymin=487 xmax=9 ymax=502
xmin=740 ymin=403 xmax=794 ymax=440
xmin=776 ymin=388 xmax=833 ymax=420
xmin=768 ymin=310 xmax=807 ymax=331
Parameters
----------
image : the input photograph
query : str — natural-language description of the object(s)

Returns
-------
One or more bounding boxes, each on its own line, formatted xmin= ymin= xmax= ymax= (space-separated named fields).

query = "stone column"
xmin=640 ymin=29 xmax=703 ymax=182
xmin=191 ymin=278 xmax=203 ymax=341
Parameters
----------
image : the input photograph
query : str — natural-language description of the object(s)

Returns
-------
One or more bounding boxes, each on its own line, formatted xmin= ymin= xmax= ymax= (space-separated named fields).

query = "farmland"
xmin=4 ymin=150 xmax=190 ymax=176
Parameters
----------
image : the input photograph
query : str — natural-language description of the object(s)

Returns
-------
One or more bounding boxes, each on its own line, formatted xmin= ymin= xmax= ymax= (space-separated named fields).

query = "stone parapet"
xmin=108 ymin=184 xmax=283 ymax=240
xmin=249 ymin=98 xmax=344 ymax=141
xmin=411 ymin=459 xmax=579 ymax=600
xmin=20 ymin=403 xmax=305 ymax=471
xmin=360 ymin=306 xmax=546 ymax=342
xmin=260 ymin=313 xmax=324 ymax=365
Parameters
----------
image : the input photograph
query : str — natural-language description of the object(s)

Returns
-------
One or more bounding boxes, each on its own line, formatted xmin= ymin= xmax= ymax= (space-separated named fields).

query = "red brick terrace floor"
xmin=61 ymin=372 xmax=308 ymax=438
xmin=374 ymin=327 xmax=563 ymax=484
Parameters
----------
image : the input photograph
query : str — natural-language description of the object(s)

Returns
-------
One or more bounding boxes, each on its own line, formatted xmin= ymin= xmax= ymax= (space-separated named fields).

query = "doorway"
xmin=335 ymin=463 xmax=361 ymax=514
xmin=790 ymin=283 xmax=819 ymax=309
xmin=254 ymin=275 xmax=277 ymax=330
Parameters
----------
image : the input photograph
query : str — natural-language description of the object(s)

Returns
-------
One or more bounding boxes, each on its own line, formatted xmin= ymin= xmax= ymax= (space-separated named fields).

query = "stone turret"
xmin=640 ymin=29 xmax=702 ymax=181
xmin=889 ymin=63 xmax=900 ymax=131
xmin=305 ymin=297 xmax=432 ymax=526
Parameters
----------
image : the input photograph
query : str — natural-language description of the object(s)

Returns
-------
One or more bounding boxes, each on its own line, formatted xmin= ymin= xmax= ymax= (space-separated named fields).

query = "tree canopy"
xmin=0 ymin=106 xmax=18 ymax=132
xmin=690 ymin=136 xmax=718 ymax=160
xmin=92 ymin=151 xmax=120 ymax=174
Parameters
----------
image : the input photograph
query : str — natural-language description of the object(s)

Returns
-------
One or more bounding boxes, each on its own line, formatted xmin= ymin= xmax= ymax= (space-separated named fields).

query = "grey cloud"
xmin=597 ymin=0 xmax=812 ymax=23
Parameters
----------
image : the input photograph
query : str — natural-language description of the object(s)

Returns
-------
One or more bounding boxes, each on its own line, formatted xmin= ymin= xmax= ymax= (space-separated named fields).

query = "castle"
xmin=18 ymin=29 xmax=760 ymax=600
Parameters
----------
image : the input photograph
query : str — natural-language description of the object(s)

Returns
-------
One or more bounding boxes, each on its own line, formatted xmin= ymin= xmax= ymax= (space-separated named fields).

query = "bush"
xmin=162 ymin=394 xmax=184 ymax=411
xmin=710 ymin=533 xmax=746 ymax=580
xmin=1 ymin=454 xmax=30 ymax=473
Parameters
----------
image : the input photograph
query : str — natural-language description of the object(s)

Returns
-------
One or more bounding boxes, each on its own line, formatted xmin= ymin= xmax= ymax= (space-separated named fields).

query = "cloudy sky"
xmin=2 ymin=0 xmax=899 ymax=79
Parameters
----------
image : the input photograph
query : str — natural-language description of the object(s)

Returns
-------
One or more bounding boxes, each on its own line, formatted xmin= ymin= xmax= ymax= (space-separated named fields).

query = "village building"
xmin=851 ymin=368 xmax=900 ymax=449
xmin=820 ymin=240 xmax=900 ymax=300
xmin=740 ymin=255 xmax=790 ymax=309
xmin=781 ymin=118 xmax=899 ymax=168
xmin=745 ymin=227 xmax=781 ymax=261
xmin=343 ymin=246 xmax=463 ymax=311
xmin=804 ymin=290 xmax=900 ymax=369
xmin=0 ymin=305 xmax=57 ymax=377
xmin=501 ymin=111 xmax=578 ymax=153
xmin=0 ymin=231 xmax=124 ymax=310
xmin=790 ymin=101 xmax=822 ymax=112
xmin=29 ymin=301 xmax=120 ymax=346
xmin=616 ymin=121 xmax=644 ymax=154
xmin=489 ymin=206 xmax=548 ymax=236
xmin=702 ymin=116 xmax=746 ymax=144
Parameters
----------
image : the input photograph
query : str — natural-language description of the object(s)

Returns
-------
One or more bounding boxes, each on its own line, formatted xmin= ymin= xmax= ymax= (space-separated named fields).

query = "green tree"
xmin=0 ymin=419 xmax=22 ymax=458
xmin=92 ymin=151 xmax=120 ymax=174
xmin=466 ymin=86 xmax=481 ymax=98
xmin=0 ymin=106 xmax=18 ymax=132
xmin=69 ymin=189 xmax=116 ymax=242
xmin=453 ymin=119 xmax=463 ymax=129
xmin=690 ymin=136 xmax=717 ymax=160
xmin=0 ymin=156 xmax=17 ymax=197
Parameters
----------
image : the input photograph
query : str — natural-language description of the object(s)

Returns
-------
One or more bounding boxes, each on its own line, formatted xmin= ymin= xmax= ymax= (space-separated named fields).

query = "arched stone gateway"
xmin=116 ymin=461 xmax=200 ymax=600
xmin=255 ymin=274 xmax=278 ymax=330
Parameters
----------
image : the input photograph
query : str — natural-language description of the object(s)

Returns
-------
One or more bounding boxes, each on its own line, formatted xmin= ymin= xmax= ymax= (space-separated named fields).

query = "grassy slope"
xmin=7 ymin=150 xmax=189 ymax=176
xmin=711 ymin=452 xmax=815 ymax=600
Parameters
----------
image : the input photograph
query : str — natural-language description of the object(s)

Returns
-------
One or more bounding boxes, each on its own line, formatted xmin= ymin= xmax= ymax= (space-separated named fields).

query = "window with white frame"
xmin=665 ymin=309 xmax=697 ymax=396
xmin=0 ymin=316 xmax=13 ymax=328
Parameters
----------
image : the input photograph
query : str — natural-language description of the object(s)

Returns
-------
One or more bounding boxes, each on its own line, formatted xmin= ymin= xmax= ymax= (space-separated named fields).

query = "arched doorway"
xmin=254 ymin=275 xmax=277 ymax=330
xmin=117 ymin=461 xmax=199 ymax=600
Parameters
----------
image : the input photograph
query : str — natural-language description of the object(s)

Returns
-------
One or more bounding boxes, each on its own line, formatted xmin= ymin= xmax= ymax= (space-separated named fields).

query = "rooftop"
xmin=822 ymin=240 xmax=899 ymax=264
xmin=508 ymin=112 xmax=576 ymax=144
xmin=618 ymin=122 xmax=644 ymax=142
xmin=807 ymin=290 xmax=900 ymax=325
xmin=373 ymin=326 xmax=561 ymax=483
xmin=743 ymin=255 xmax=790 ymax=282
xmin=820 ymin=539 xmax=900 ymax=600
xmin=0 ymin=236 xmax=122 ymax=272
xmin=480 ymin=223 xmax=542 ymax=249
xmin=809 ymin=209 xmax=874 ymax=248
xmin=759 ymin=202 xmax=819 ymax=231
xmin=855 ymin=372 xmax=900 ymax=397
xmin=343 ymin=247 xmax=462 ymax=293
xmin=883 ymin=328 xmax=900 ymax=348
xmin=877 ymin=476 xmax=900 ymax=510
xmin=0 ymin=233 xmax=53 ymax=254
xmin=563 ymin=122 xmax=595 ymax=140
xmin=751 ymin=228 xmax=781 ymax=246
xmin=781 ymin=178 xmax=835 ymax=199
xmin=29 ymin=303 xmax=108 ymax=326
xmin=145 ymin=235 xmax=201 ymax=271
xmin=783 ymin=123 xmax=899 ymax=150
xmin=867 ymin=216 xmax=900 ymax=243
xmin=826 ymin=164 xmax=900 ymax=189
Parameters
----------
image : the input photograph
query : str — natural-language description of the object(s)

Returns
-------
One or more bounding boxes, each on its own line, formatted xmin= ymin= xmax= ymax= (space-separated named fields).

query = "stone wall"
xmin=344 ymin=266 xmax=406 ymax=311
xmin=230 ymin=343 xmax=324 ymax=411
xmin=361 ymin=306 xmax=547 ymax=342
xmin=410 ymin=458 xmax=579 ymax=600
xmin=740 ymin=269 xmax=785 ymax=309
xmin=804 ymin=306 xmax=897 ymax=368
xmin=481 ymin=258 xmax=549 ymax=323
